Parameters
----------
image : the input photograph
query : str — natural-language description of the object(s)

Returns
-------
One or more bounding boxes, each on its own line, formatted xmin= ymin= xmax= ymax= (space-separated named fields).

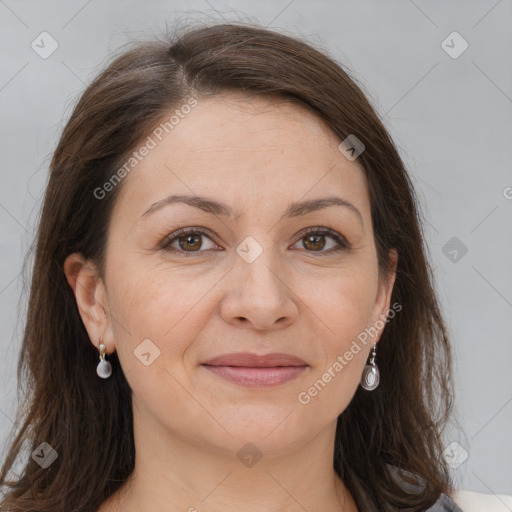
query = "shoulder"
xmin=427 ymin=492 xmax=463 ymax=511
xmin=450 ymin=489 xmax=512 ymax=512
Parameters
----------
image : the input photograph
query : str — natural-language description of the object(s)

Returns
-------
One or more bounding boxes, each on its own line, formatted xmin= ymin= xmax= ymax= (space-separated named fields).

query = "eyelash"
xmin=160 ymin=227 xmax=350 ymax=257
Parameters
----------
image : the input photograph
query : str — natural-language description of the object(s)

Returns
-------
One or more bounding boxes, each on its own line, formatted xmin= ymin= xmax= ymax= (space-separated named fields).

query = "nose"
xmin=219 ymin=246 xmax=299 ymax=331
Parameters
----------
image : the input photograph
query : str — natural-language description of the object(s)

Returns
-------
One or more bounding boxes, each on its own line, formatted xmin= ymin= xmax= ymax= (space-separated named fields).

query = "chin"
xmin=207 ymin=411 xmax=307 ymax=449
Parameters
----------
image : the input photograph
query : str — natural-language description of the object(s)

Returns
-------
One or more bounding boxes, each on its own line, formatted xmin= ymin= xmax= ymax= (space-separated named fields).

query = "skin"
xmin=65 ymin=93 xmax=397 ymax=512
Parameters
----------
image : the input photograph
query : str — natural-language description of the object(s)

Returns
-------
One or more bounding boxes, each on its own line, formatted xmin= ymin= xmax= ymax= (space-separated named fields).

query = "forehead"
xmin=112 ymin=93 xmax=370 ymax=222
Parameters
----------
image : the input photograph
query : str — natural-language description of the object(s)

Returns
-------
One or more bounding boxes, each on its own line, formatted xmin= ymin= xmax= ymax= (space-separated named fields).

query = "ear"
xmin=370 ymin=248 xmax=398 ymax=343
xmin=63 ymin=253 xmax=115 ymax=354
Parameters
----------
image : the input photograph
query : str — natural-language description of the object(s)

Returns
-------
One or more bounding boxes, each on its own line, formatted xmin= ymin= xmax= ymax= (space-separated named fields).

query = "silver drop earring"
xmin=96 ymin=337 xmax=112 ymax=379
xmin=360 ymin=343 xmax=380 ymax=391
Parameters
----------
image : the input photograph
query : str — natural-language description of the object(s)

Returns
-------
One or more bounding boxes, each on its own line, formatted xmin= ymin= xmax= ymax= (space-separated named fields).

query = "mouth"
xmin=201 ymin=352 xmax=309 ymax=388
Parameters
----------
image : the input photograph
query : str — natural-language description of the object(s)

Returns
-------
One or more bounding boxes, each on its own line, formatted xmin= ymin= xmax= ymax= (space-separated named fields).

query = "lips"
xmin=202 ymin=352 xmax=308 ymax=367
xmin=201 ymin=352 xmax=309 ymax=388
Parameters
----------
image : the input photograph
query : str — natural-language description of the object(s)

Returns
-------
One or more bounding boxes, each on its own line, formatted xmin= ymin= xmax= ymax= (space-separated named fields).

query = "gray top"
xmin=427 ymin=492 xmax=463 ymax=511
xmin=387 ymin=464 xmax=463 ymax=511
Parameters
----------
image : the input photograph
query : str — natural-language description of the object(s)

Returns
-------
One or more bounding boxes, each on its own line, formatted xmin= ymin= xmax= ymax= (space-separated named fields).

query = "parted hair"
xmin=0 ymin=21 xmax=454 ymax=511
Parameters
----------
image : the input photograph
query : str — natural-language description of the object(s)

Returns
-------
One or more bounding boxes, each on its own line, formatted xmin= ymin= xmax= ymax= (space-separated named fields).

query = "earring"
xmin=360 ymin=343 xmax=380 ymax=391
xmin=96 ymin=337 xmax=112 ymax=379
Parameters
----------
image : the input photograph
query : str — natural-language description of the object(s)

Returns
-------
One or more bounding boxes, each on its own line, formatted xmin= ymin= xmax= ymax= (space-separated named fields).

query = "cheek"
xmin=296 ymin=296 xmax=372 ymax=421
xmin=105 ymin=262 xmax=217 ymax=374
xmin=106 ymin=269 xmax=215 ymax=426
xmin=307 ymin=263 xmax=378 ymax=344
xmin=295 ymin=267 xmax=377 ymax=409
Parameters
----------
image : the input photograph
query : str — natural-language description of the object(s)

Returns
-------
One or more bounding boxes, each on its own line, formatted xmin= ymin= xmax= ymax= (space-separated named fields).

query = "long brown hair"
xmin=0 ymin=21 xmax=455 ymax=511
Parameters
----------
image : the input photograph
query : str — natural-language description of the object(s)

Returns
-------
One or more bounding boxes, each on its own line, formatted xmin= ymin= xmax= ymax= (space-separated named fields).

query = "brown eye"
xmin=161 ymin=228 xmax=218 ymax=255
xmin=302 ymin=234 xmax=327 ymax=251
xmin=292 ymin=228 xmax=349 ymax=255
xmin=161 ymin=226 xmax=349 ymax=258
xmin=177 ymin=233 xmax=202 ymax=251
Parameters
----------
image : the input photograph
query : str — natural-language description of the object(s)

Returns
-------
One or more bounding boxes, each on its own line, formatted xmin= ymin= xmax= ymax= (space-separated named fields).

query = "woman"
xmin=0 ymin=22 xmax=462 ymax=511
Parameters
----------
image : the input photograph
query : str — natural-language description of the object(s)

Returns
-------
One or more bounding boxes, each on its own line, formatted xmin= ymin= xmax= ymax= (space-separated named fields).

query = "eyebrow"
xmin=140 ymin=194 xmax=363 ymax=226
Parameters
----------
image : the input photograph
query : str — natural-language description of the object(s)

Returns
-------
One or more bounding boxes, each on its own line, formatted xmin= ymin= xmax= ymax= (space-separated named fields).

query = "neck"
xmin=100 ymin=407 xmax=358 ymax=512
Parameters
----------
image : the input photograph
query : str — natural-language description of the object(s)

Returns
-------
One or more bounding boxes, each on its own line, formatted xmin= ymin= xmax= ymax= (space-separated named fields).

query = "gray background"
xmin=1 ymin=0 xmax=511 ymax=499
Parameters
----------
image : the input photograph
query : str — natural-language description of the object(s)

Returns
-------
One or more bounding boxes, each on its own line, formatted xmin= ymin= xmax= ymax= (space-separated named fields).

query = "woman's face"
xmin=88 ymin=94 xmax=396 ymax=456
